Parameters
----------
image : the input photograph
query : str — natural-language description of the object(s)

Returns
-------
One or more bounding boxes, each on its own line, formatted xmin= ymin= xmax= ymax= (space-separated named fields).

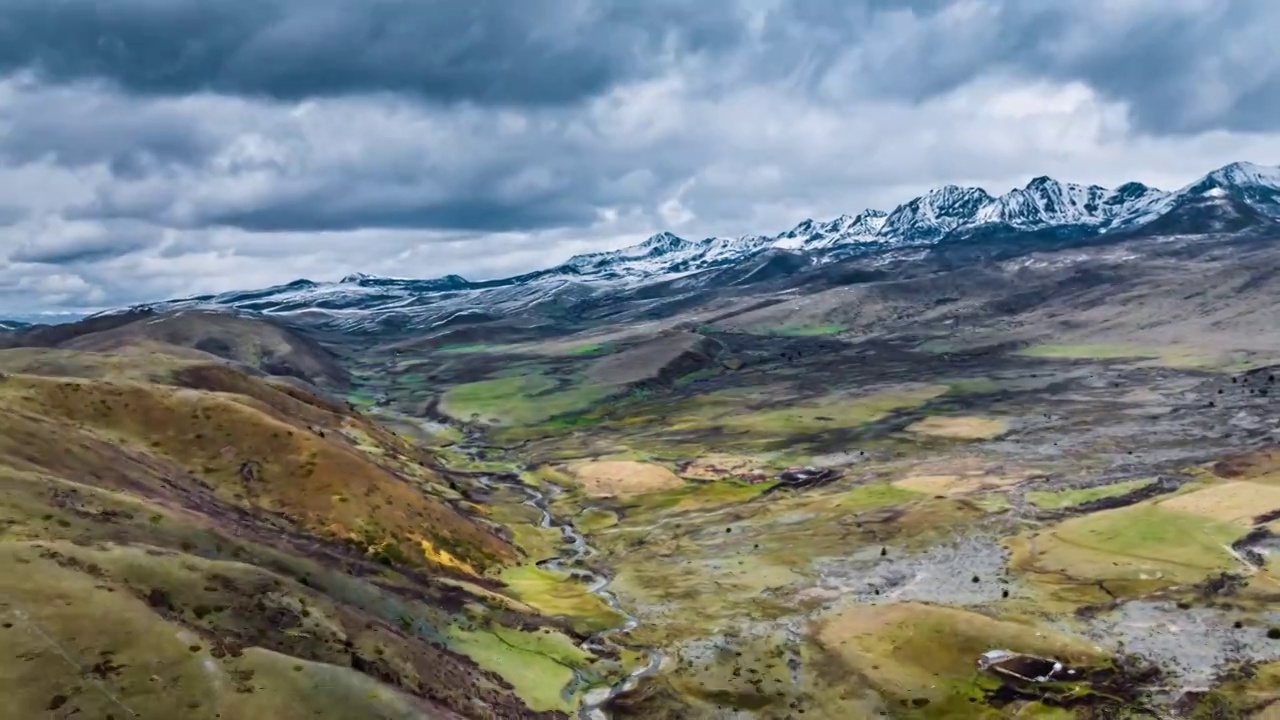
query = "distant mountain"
xmin=0 ymin=320 xmax=30 ymax=332
xmin=772 ymin=211 xmax=889 ymax=251
xmin=106 ymin=160 xmax=1280 ymax=334
xmin=1116 ymin=161 xmax=1280 ymax=232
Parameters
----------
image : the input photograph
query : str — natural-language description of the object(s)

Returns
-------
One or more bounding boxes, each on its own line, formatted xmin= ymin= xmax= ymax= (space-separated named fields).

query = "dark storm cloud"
xmin=0 ymin=0 xmax=742 ymax=106
xmin=2 ymin=0 xmax=1278 ymax=136
xmin=0 ymin=79 xmax=220 ymax=170
xmin=202 ymin=196 xmax=597 ymax=233
xmin=5 ymin=0 xmax=1280 ymax=316
xmin=7 ymin=220 xmax=162 ymax=265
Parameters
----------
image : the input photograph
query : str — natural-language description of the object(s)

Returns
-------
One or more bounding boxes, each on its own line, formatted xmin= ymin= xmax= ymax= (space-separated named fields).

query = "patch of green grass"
xmin=497 ymin=566 xmax=625 ymax=634
xmin=704 ymin=385 xmax=947 ymax=435
xmin=439 ymin=374 xmax=614 ymax=426
xmin=435 ymin=343 xmax=518 ymax=354
xmin=346 ymin=392 xmax=377 ymax=408
xmin=834 ymin=483 xmax=922 ymax=511
xmin=444 ymin=624 xmax=587 ymax=712
xmin=574 ymin=508 xmax=619 ymax=533
xmin=566 ymin=342 xmax=608 ymax=356
xmin=509 ymin=524 xmax=564 ymax=564
xmin=1019 ymin=342 xmax=1227 ymax=368
xmin=521 ymin=465 xmax=576 ymax=489
xmin=536 ymin=412 xmax=605 ymax=433
xmin=1019 ymin=343 xmax=1155 ymax=360
xmin=673 ymin=367 xmax=722 ymax=387
xmin=1011 ymin=504 xmax=1245 ymax=586
xmin=1026 ymin=479 xmax=1152 ymax=510
xmin=770 ymin=323 xmax=844 ymax=337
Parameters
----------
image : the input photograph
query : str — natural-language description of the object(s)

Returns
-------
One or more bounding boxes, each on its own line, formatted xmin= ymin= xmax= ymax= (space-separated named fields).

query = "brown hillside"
xmin=2 ymin=309 xmax=349 ymax=387
xmin=0 ymin=347 xmax=573 ymax=720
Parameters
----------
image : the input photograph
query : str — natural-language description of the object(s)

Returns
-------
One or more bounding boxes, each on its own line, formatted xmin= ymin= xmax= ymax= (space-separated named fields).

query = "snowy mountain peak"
xmin=1024 ymin=175 xmax=1059 ymax=190
xmin=338 ymin=272 xmax=469 ymax=289
xmin=638 ymin=231 xmax=688 ymax=251
xmin=1206 ymin=161 xmax=1280 ymax=187
xmin=973 ymin=177 xmax=1112 ymax=229
xmin=131 ymin=160 xmax=1280 ymax=336
xmin=1111 ymin=181 xmax=1158 ymax=199
xmin=878 ymin=185 xmax=995 ymax=242
xmin=772 ymin=210 xmax=889 ymax=251
xmin=1116 ymin=161 xmax=1280 ymax=229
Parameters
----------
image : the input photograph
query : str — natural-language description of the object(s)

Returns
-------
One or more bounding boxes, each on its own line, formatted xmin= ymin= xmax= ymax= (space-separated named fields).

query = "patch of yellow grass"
xmin=905 ymin=415 xmax=1009 ymax=439
xmin=564 ymin=460 xmax=684 ymax=497
xmin=814 ymin=603 xmax=1104 ymax=706
xmin=893 ymin=472 xmax=1025 ymax=497
xmin=1156 ymin=481 xmax=1280 ymax=527
xmin=419 ymin=538 xmax=480 ymax=575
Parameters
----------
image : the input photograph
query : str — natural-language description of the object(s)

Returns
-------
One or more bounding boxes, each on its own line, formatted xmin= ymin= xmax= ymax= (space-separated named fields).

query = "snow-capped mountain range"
xmin=116 ymin=161 xmax=1280 ymax=333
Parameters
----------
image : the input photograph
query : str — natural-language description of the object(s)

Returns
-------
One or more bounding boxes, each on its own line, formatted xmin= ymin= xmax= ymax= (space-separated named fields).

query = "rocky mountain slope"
xmin=104 ymin=161 xmax=1280 ymax=337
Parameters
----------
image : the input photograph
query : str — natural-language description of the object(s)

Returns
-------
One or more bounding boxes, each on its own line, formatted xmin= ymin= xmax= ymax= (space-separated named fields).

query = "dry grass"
xmin=0 ymin=364 xmax=514 ymax=574
xmin=59 ymin=310 xmax=350 ymax=386
xmin=904 ymin=415 xmax=1009 ymax=439
xmin=0 ymin=343 xmax=641 ymax=718
xmin=563 ymin=460 xmax=686 ymax=497
xmin=893 ymin=472 xmax=1025 ymax=497
xmin=1156 ymin=481 xmax=1280 ymax=527
xmin=813 ymin=603 xmax=1104 ymax=708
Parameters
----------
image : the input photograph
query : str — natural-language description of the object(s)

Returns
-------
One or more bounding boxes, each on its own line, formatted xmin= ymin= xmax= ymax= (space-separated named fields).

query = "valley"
xmin=348 ymin=320 xmax=1280 ymax=718
xmin=5 ymin=160 xmax=1280 ymax=718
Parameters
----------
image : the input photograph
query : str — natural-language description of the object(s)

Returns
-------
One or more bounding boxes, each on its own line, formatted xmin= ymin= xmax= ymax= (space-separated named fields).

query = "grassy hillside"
xmin=0 ymin=335 xmax=614 ymax=719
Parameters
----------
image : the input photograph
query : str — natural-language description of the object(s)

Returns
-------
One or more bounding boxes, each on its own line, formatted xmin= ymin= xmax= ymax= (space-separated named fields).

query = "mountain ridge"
xmin=88 ymin=160 xmax=1280 ymax=334
xmin=280 ymin=160 xmax=1280 ymax=288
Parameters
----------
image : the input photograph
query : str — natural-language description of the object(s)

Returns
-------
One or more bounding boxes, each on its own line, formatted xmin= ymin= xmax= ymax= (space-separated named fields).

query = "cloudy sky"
xmin=2 ymin=0 xmax=1280 ymax=317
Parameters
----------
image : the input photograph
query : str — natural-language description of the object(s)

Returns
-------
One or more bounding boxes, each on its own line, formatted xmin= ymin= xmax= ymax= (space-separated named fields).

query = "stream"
xmin=375 ymin=407 xmax=666 ymax=719
xmin=494 ymin=475 xmax=667 ymax=720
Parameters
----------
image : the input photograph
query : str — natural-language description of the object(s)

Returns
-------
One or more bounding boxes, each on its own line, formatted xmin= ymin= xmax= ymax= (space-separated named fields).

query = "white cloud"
xmin=3 ymin=1 xmax=1280 ymax=315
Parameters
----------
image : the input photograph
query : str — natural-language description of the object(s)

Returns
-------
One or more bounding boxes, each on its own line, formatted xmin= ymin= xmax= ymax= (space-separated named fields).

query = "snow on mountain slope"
xmin=878 ymin=185 xmax=996 ymax=243
xmin=1116 ymin=161 xmax=1280 ymax=230
xmin=772 ymin=211 xmax=889 ymax=250
xmin=123 ymin=161 xmax=1278 ymax=334
xmin=972 ymin=177 xmax=1168 ymax=230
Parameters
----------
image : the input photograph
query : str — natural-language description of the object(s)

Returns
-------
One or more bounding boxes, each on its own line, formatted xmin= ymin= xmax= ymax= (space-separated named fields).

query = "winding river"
xmin=378 ymin=409 xmax=666 ymax=719
xmin=498 ymin=476 xmax=667 ymax=720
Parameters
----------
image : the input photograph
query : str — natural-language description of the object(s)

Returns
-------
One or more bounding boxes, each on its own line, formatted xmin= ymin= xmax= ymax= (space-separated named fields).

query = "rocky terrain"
xmin=7 ymin=160 xmax=1280 ymax=718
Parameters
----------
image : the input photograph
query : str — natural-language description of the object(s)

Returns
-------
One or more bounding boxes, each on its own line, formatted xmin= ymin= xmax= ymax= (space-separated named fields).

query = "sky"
xmin=3 ymin=0 xmax=1280 ymax=318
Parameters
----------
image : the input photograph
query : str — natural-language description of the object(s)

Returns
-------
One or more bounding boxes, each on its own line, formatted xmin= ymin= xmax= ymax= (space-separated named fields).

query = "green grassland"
xmin=439 ymin=374 xmax=615 ymax=426
xmin=1026 ymin=479 xmax=1153 ymax=510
